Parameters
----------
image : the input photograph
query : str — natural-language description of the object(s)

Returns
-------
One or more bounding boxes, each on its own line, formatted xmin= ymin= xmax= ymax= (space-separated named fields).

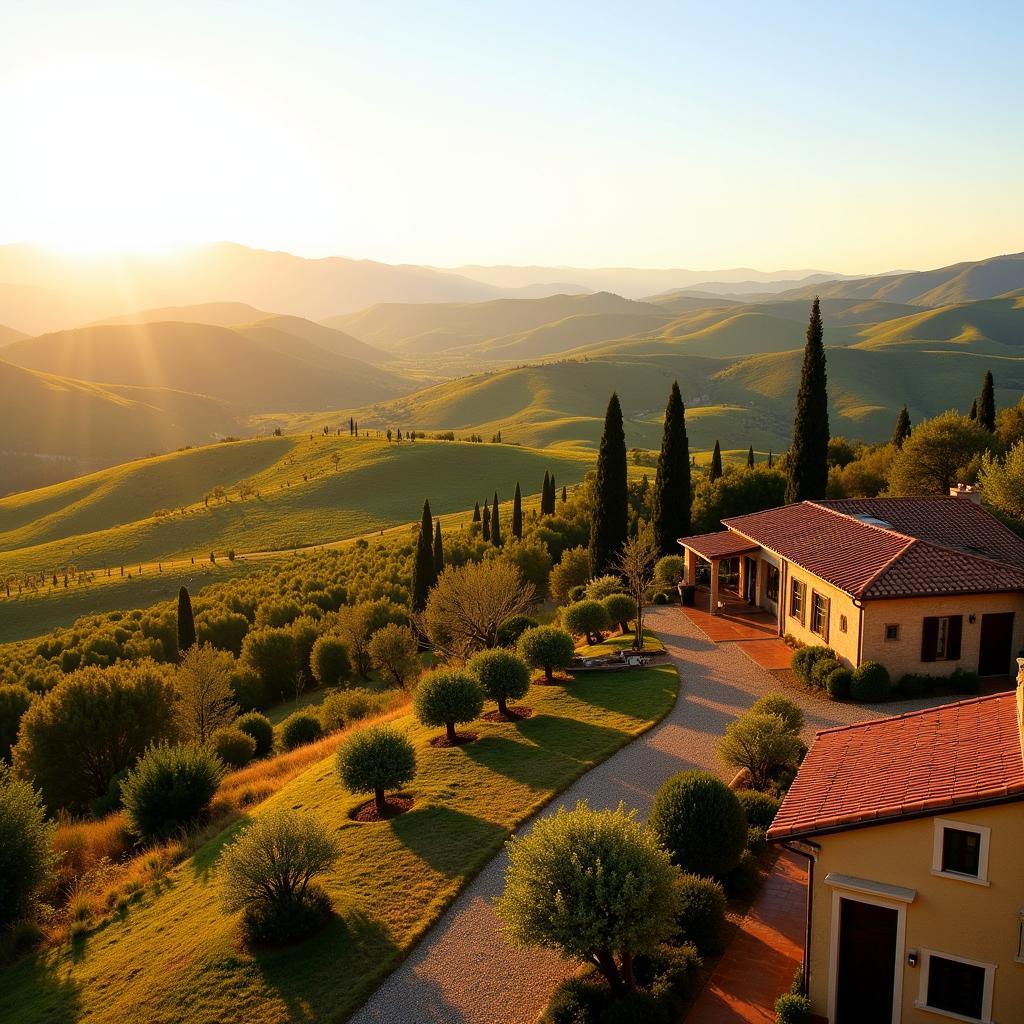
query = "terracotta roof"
xmin=675 ymin=530 xmax=759 ymax=560
xmin=767 ymin=692 xmax=1024 ymax=841
xmin=720 ymin=499 xmax=1024 ymax=600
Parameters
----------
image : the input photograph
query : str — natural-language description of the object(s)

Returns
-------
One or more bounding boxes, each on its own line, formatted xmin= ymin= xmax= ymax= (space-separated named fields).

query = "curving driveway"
xmin=352 ymin=604 xmax=942 ymax=1024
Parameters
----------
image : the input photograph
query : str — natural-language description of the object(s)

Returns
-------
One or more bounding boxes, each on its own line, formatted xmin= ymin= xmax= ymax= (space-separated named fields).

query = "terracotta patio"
xmin=680 ymin=590 xmax=793 ymax=670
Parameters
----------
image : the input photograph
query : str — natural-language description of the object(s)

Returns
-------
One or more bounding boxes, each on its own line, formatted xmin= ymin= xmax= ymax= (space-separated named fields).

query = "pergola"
xmin=677 ymin=530 xmax=759 ymax=614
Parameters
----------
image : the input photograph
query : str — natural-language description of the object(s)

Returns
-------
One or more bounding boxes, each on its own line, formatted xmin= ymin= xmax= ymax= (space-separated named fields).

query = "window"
xmin=765 ymin=564 xmax=780 ymax=602
xmin=839 ymin=613 xmax=848 ymax=633
xmin=810 ymin=591 xmax=830 ymax=641
xmin=917 ymin=950 xmax=995 ymax=1023
xmin=789 ymin=578 xmax=805 ymax=625
xmin=931 ymin=819 xmax=990 ymax=884
xmin=885 ymin=624 xmax=900 ymax=641
xmin=921 ymin=615 xmax=963 ymax=663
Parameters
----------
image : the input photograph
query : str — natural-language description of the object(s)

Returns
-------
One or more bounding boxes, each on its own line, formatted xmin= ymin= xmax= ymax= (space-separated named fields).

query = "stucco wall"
xmin=773 ymin=562 xmax=862 ymax=668
xmin=805 ymin=803 xmax=1024 ymax=1023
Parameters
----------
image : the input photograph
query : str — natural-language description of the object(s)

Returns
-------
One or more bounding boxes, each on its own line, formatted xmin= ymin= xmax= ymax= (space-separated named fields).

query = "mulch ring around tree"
xmin=428 ymin=731 xmax=479 ymax=748
xmin=532 ymin=672 xmax=573 ymax=686
xmin=481 ymin=706 xmax=534 ymax=723
xmin=349 ymin=794 xmax=415 ymax=822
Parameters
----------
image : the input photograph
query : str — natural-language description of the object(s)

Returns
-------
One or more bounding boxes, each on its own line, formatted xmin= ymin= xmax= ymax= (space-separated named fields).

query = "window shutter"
xmin=921 ymin=616 xmax=939 ymax=662
xmin=947 ymin=616 xmax=963 ymax=660
xmin=821 ymin=596 xmax=830 ymax=643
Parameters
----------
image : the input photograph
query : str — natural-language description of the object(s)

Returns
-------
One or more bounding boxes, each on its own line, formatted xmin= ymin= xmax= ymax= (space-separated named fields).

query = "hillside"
xmin=1 ymin=321 xmax=408 ymax=413
xmin=0 ymin=323 xmax=27 ymax=345
xmin=237 ymin=314 xmax=390 ymax=363
xmin=90 ymin=302 xmax=274 ymax=328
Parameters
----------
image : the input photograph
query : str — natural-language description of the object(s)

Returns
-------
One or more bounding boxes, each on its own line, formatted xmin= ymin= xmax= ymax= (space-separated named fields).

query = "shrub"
xmin=896 ymin=672 xmax=928 ymax=697
xmin=319 ymin=688 xmax=388 ymax=732
xmin=736 ymin=789 xmax=781 ymax=828
xmin=633 ymin=941 xmax=702 ymax=1004
xmin=562 ymin=600 xmax=611 ymax=644
xmin=649 ymin=770 xmax=747 ymax=878
xmin=825 ymin=667 xmax=852 ymax=700
xmin=336 ymin=725 xmax=416 ymax=815
xmin=220 ymin=809 xmax=340 ymax=944
xmin=950 ymin=667 xmax=980 ymax=694
xmin=725 ymin=848 xmax=762 ymax=900
xmin=567 ymin=584 xmax=587 ymax=602
xmin=413 ymin=668 xmax=485 ymax=743
xmin=790 ymin=645 xmax=836 ymax=686
xmin=235 ymin=711 xmax=274 ymax=758
xmin=850 ymin=661 xmax=891 ymax=702
xmin=0 ymin=765 xmax=56 ymax=932
xmin=367 ymin=623 xmax=421 ymax=689
xmin=496 ymin=614 xmax=538 ymax=648
xmin=584 ymin=575 xmax=624 ymax=601
xmin=749 ymin=693 xmax=804 ymax=734
xmin=549 ymin=546 xmax=591 ymax=603
xmin=810 ymin=655 xmax=839 ymax=689
xmin=774 ymin=992 xmax=811 ymax=1024
xmin=121 ymin=742 xmax=224 ymax=841
xmin=211 ymin=726 xmax=257 ymax=769
xmin=241 ymin=628 xmax=299 ymax=703
xmin=196 ymin=608 xmax=250 ymax=657
xmin=255 ymin=599 xmax=303 ymax=629
xmin=518 ymin=625 xmax=576 ymax=682
xmin=0 ymin=684 xmax=32 ymax=763
xmin=718 ymin=712 xmax=804 ymax=791
xmin=599 ymin=991 xmax=671 ymax=1024
xmin=496 ymin=802 xmax=681 ymax=994
xmin=674 ymin=874 xmax=726 ymax=953
xmin=468 ymin=648 xmax=531 ymax=716
xmin=309 ymin=636 xmax=351 ymax=687
xmin=654 ymin=555 xmax=685 ymax=586
xmin=280 ymin=712 xmax=323 ymax=751
xmin=602 ymin=594 xmax=637 ymax=634
xmin=542 ymin=977 xmax=605 ymax=1024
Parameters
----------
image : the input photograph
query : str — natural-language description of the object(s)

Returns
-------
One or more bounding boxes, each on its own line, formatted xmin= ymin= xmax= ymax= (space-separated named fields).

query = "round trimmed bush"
xmin=496 ymin=614 xmax=538 ymax=648
xmin=562 ymin=600 xmax=610 ymax=644
xmin=790 ymin=645 xmax=837 ymax=686
xmin=602 ymin=594 xmax=637 ymax=634
xmin=0 ymin=765 xmax=55 ymax=932
xmin=413 ymin=669 xmax=484 ymax=743
xmin=896 ymin=673 xmax=928 ymax=697
xmin=810 ymin=654 xmax=839 ymax=689
xmin=775 ymin=993 xmax=811 ymax=1024
xmin=336 ymin=724 xmax=416 ymax=815
xmin=735 ymin=789 xmax=781 ymax=828
xmin=583 ymin=575 xmax=623 ymax=601
xmin=518 ymin=625 xmax=576 ymax=682
xmin=541 ymin=977 xmax=605 ymax=1024
xmin=654 ymin=555 xmax=685 ymax=586
xmin=749 ymin=693 xmax=804 ymax=734
xmin=235 ymin=711 xmax=274 ymax=758
xmin=211 ymin=726 xmax=257 ymax=769
xmin=649 ymin=770 xmax=747 ymax=878
xmin=310 ymin=636 xmax=351 ymax=688
xmin=567 ymin=584 xmax=587 ymax=602
xmin=121 ymin=742 xmax=225 ymax=841
xmin=280 ymin=711 xmax=324 ymax=751
xmin=850 ymin=661 xmax=891 ymax=702
xmin=674 ymin=873 xmax=726 ymax=954
xmin=468 ymin=648 xmax=531 ymax=717
xmin=653 ymin=591 xmax=669 ymax=605
xmin=825 ymin=667 xmax=853 ymax=700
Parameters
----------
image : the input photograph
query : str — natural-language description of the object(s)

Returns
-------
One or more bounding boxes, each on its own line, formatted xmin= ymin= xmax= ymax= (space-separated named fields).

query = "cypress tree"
xmin=968 ymin=398 xmax=977 ymax=420
xmin=650 ymin=380 xmax=691 ymax=554
xmin=561 ymin=484 xmax=567 ymax=504
xmin=747 ymin=445 xmax=754 ymax=469
xmin=482 ymin=500 xmax=490 ymax=541
xmin=472 ymin=501 xmax=481 ymax=522
xmin=491 ymin=491 xmax=501 ymax=546
xmin=512 ymin=482 xmax=523 ymax=539
xmin=768 ymin=449 xmax=774 ymax=468
xmin=785 ymin=297 xmax=830 ymax=503
xmin=433 ymin=518 xmax=445 ymax=575
xmin=892 ymin=406 xmax=912 ymax=448
xmin=589 ymin=392 xmax=628 ymax=576
xmin=979 ymin=370 xmax=996 ymax=432
xmin=177 ymin=586 xmax=196 ymax=655
xmin=541 ymin=471 xmax=551 ymax=515
xmin=411 ymin=499 xmax=435 ymax=611
xmin=549 ymin=475 xmax=556 ymax=513
xmin=709 ymin=441 xmax=723 ymax=482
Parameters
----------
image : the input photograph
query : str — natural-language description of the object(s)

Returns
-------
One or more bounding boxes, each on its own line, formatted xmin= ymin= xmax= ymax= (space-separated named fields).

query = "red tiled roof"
xmin=767 ymin=692 xmax=1024 ymax=841
xmin=720 ymin=499 xmax=1024 ymax=600
xmin=676 ymin=530 xmax=759 ymax=560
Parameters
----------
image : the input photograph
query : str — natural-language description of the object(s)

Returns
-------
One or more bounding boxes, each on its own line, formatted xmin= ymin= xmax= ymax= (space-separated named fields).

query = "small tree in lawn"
xmin=517 ymin=625 xmax=575 ymax=682
xmin=615 ymin=534 xmax=658 ymax=650
xmin=367 ymin=623 xmax=421 ymax=689
xmin=602 ymin=593 xmax=637 ymax=635
xmin=562 ymin=599 xmax=610 ymax=645
xmin=468 ymin=648 xmax=530 ymax=717
xmin=496 ymin=801 xmax=680 ymax=994
xmin=336 ymin=725 xmax=416 ymax=816
xmin=177 ymin=585 xmax=196 ymax=654
xmin=413 ymin=668 xmax=484 ymax=744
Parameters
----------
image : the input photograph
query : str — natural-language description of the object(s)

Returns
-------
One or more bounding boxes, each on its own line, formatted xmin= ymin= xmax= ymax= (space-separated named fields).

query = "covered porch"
xmin=677 ymin=530 xmax=761 ymax=615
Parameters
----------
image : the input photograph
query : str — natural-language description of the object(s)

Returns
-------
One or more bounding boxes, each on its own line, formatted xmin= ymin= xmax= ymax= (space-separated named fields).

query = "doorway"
xmin=744 ymin=556 xmax=757 ymax=605
xmin=978 ymin=612 xmax=1014 ymax=677
xmin=834 ymin=897 xmax=898 ymax=1023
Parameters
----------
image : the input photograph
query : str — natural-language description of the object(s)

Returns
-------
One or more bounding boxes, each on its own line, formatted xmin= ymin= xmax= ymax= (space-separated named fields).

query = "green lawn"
xmin=576 ymin=627 xmax=666 ymax=657
xmin=1 ymin=663 xmax=679 ymax=1024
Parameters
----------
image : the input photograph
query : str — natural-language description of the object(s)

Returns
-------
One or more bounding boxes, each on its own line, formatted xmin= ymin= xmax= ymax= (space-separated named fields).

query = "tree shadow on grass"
xmin=191 ymin=815 xmax=250 ymax=882
xmin=460 ymin=731 xmax=578 ymax=789
xmin=564 ymin=667 xmax=678 ymax=719
xmin=0 ymin=952 xmax=84 ymax=1023
xmin=389 ymin=804 xmax=508 ymax=877
xmin=515 ymin=714 xmax=630 ymax=765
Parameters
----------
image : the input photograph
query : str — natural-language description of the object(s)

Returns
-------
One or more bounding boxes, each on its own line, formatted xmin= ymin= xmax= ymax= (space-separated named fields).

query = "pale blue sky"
xmin=2 ymin=1 xmax=1021 ymax=271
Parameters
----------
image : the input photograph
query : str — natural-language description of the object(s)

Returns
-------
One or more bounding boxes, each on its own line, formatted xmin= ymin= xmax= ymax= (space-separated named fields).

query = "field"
xmin=0 ymin=664 xmax=680 ymax=1024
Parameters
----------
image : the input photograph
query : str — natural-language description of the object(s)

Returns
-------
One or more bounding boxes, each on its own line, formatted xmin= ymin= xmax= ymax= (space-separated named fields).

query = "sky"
xmin=2 ymin=0 xmax=1022 ymax=273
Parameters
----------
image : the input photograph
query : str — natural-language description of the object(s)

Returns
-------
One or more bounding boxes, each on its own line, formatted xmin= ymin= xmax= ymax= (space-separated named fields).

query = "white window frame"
xmin=931 ymin=818 xmax=991 ymax=886
xmin=915 ymin=948 xmax=996 ymax=1024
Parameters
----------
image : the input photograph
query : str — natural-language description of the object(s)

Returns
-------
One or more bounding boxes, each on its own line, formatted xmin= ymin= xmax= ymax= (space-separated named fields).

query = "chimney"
xmin=1017 ymin=659 xmax=1024 ymax=764
xmin=949 ymin=484 xmax=982 ymax=505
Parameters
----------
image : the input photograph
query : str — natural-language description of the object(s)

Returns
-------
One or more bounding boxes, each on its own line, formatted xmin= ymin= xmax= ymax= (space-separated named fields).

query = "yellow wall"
xmin=806 ymin=803 xmax=1024 ymax=1023
xmin=861 ymin=593 xmax=1024 ymax=679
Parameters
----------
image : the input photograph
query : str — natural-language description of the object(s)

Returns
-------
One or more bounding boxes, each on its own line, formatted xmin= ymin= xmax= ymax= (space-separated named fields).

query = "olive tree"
xmin=718 ymin=712 xmax=804 ymax=791
xmin=367 ymin=623 xmax=421 ymax=689
xmin=413 ymin=668 xmax=485 ymax=743
xmin=468 ymin=648 xmax=531 ymax=717
xmin=602 ymin=594 xmax=637 ymax=635
xmin=887 ymin=411 xmax=994 ymax=496
xmin=548 ymin=546 xmax=591 ymax=602
xmin=310 ymin=635 xmax=351 ymax=687
xmin=174 ymin=643 xmax=238 ymax=743
xmin=496 ymin=802 xmax=680 ymax=993
xmin=336 ymin=725 xmax=417 ymax=816
xmin=562 ymin=600 xmax=610 ymax=645
xmin=517 ymin=626 xmax=575 ymax=682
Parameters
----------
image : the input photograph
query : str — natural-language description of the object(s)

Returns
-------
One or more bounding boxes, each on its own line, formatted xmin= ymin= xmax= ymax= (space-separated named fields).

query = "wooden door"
xmin=835 ymin=897 xmax=898 ymax=1024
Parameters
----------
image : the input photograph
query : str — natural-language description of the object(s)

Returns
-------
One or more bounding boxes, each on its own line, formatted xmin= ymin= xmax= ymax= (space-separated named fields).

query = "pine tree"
xmin=892 ymin=406 xmax=912 ymax=448
xmin=491 ymin=491 xmax=501 ymax=546
xmin=512 ymin=482 xmax=523 ymax=539
xmin=177 ymin=586 xmax=196 ymax=654
xmin=968 ymin=398 xmax=977 ymax=420
xmin=482 ymin=500 xmax=491 ymax=542
xmin=590 ymin=392 xmax=628 ymax=576
xmin=411 ymin=499 xmax=435 ymax=611
xmin=473 ymin=501 xmax=481 ymax=522
xmin=785 ymin=297 xmax=830 ymax=503
xmin=709 ymin=441 xmax=723 ymax=482
xmin=979 ymin=370 xmax=996 ymax=432
xmin=747 ymin=445 xmax=754 ymax=469
xmin=650 ymin=380 xmax=691 ymax=554
xmin=433 ymin=518 xmax=445 ymax=576
xmin=541 ymin=471 xmax=551 ymax=515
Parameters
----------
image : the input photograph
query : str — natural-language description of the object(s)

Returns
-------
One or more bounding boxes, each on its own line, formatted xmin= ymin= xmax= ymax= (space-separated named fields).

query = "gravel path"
xmin=352 ymin=605 xmax=944 ymax=1024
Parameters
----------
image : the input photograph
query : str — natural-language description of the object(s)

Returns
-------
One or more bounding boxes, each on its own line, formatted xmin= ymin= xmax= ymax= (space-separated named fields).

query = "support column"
xmin=755 ymin=557 xmax=767 ymax=607
xmin=738 ymin=557 xmax=748 ymax=603
xmin=710 ymin=559 xmax=720 ymax=615
xmin=684 ymin=548 xmax=697 ymax=586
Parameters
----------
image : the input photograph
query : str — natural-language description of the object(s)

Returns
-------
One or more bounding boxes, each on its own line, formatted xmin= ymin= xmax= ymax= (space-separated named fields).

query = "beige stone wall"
xmin=862 ymin=593 xmax=1024 ymax=679
xmin=773 ymin=562 xmax=862 ymax=668
xmin=805 ymin=803 xmax=1024 ymax=1023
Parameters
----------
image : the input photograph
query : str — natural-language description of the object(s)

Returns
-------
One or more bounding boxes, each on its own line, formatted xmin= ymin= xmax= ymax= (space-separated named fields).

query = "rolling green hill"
xmin=237 ymin=315 xmax=390 ymax=363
